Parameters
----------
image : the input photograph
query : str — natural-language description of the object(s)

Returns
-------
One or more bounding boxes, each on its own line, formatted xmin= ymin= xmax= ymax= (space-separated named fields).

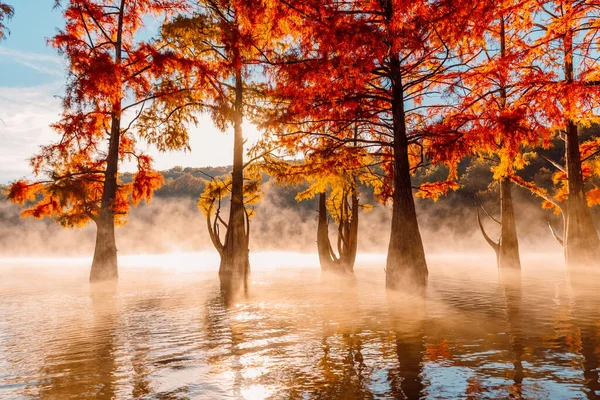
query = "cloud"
xmin=0 ymin=82 xmax=63 ymax=182
xmin=0 ymin=71 xmax=267 ymax=183
xmin=0 ymin=46 xmax=63 ymax=76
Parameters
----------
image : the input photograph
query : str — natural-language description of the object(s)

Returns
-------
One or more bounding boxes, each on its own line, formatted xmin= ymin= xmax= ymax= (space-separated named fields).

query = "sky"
xmin=0 ymin=2 xmax=260 ymax=184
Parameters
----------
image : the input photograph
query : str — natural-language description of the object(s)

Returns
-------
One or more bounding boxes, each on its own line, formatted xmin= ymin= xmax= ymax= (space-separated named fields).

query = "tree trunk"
xmin=498 ymin=178 xmax=521 ymax=269
xmin=342 ymin=188 xmax=359 ymax=273
xmin=89 ymin=215 xmax=118 ymax=281
xmin=317 ymin=192 xmax=336 ymax=271
xmin=90 ymin=112 xmax=120 ymax=282
xmin=90 ymin=2 xmax=125 ymax=282
xmin=386 ymin=57 xmax=428 ymax=290
xmin=219 ymin=67 xmax=249 ymax=281
xmin=564 ymin=121 xmax=600 ymax=266
xmin=495 ymin=16 xmax=521 ymax=270
xmin=562 ymin=28 xmax=599 ymax=266
xmin=317 ymin=190 xmax=359 ymax=273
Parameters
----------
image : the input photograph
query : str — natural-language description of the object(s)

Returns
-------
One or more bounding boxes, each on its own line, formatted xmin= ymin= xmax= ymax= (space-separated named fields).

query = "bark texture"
xmin=498 ymin=179 xmax=521 ymax=269
xmin=564 ymin=121 xmax=600 ymax=266
xmin=90 ymin=114 xmax=120 ymax=282
xmin=317 ymin=192 xmax=336 ymax=271
xmin=90 ymin=2 xmax=125 ymax=282
xmin=218 ymin=68 xmax=250 ymax=281
xmin=386 ymin=56 xmax=428 ymax=290
xmin=477 ymin=179 xmax=521 ymax=269
xmin=562 ymin=28 xmax=600 ymax=266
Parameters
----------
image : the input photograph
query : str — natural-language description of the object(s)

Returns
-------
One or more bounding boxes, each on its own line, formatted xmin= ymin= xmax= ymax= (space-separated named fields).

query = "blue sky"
xmin=0 ymin=2 xmax=256 ymax=184
xmin=0 ymin=3 xmax=64 ymax=88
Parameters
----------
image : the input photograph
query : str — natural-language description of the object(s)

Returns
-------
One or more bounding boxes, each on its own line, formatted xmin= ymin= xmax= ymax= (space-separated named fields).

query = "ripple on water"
xmin=1 ymin=257 xmax=600 ymax=399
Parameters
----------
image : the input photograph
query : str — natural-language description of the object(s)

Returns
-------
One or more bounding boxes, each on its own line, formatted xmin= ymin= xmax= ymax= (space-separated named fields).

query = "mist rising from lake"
xmin=1 ymin=253 xmax=598 ymax=399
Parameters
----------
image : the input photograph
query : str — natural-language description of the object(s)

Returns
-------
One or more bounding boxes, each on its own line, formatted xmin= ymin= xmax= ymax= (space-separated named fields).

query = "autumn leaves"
xmin=6 ymin=0 xmax=600 ymax=288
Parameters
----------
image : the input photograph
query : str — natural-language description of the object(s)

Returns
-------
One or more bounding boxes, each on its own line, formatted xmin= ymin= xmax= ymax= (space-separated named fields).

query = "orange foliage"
xmin=8 ymin=0 xmax=600 ymax=233
xmin=132 ymin=169 xmax=165 ymax=206
xmin=428 ymin=0 xmax=550 ymax=185
xmin=8 ymin=0 xmax=189 ymax=228
xmin=263 ymin=0 xmax=492 ymax=204
xmin=415 ymin=181 xmax=461 ymax=202
xmin=7 ymin=181 xmax=43 ymax=205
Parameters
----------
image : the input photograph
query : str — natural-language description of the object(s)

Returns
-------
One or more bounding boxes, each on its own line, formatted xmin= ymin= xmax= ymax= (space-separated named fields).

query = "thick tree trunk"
xmin=386 ymin=57 xmax=428 ymax=290
xmin=562 ymin=28 xmax=599 ymax=266
xmin=90 ymin=113 xmax=120 ymax=282
xmin=564 ymin=121 xmax=600 ymax=266
xmin=219 ymin=68 xmax=249 ymax=281
xmin=498 ymin=178 xmax=521 ymax=269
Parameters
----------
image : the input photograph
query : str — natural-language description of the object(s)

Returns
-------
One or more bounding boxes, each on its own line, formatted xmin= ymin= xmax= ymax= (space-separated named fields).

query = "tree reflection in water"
xmin=3 ymin=261 xmax=600 ymax=399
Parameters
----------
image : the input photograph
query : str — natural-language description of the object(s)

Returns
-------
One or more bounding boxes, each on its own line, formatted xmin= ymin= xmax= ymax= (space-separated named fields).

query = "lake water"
xmin=1 ymin=252 xmax=599 ymax=399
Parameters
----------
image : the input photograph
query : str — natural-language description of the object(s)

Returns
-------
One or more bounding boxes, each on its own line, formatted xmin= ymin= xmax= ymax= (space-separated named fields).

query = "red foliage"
xmin=8 ymin=181 xmax=43 ymax=205
xmin=9 ymin=0 xmax=189 ymax=227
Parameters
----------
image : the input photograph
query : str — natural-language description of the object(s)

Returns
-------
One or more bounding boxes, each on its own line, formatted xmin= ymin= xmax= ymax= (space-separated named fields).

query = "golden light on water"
xmin=1 ymin=252 xmax=599 ymax=398
xmin=241 ymin=384 xmax=274 ymax=400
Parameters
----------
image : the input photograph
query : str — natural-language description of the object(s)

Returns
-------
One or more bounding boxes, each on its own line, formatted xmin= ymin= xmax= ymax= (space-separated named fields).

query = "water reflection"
xmin=38 ymin=282 xmax=120 ymax=399
xmin=570 ymin=271 xmax=600 ymax=399
xmin=387 ymin=296 xmax=426 ymax=399
xmin=500 ymin=270 xmax=524 ymax=398
xmin=1 ymin=258 xmax=600 ymax=398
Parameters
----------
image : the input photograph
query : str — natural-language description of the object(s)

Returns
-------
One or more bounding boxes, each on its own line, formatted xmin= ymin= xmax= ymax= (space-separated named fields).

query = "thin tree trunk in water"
xmin=476 ymin=179 xmax=521 ymax=269
xmin=317 ymin=192 xmax=336 ymax=271
xmin=342 ymin=188 xmax=359 ymax=273
xmin=219 ymin=67 xmax=249 ymax=281
xmin=498 ymin=179 xmax=521 ymax=269
xmin=386 ymin=57 xmax=428 ymax=290
xmin=90 ymin=1 xmax=125 ymax=282
xmin=562 ymin=27 xmax=600 ymax=266
xmin=317 ymin=191 xmax=359 ymax=273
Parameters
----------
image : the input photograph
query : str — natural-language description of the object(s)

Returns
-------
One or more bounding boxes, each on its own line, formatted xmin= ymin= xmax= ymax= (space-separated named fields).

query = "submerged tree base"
xmin=321 ymin=262 xmax=354 ymax=275
xmin=89 ymin=260 xmax=118 ymax=282
xmin=89 ymin=244 xmax=118 ymax=282
xmin=218 ymin=270 xmax=248 ymax=307
xmin=564 ymin=204 xmax=600 ymax=269
xmin=89 ymin=216 xmax=119 ymax=282
xmin=385 ymin=259 xmax=428 ymax=292
xmin=219 ymin=254 xmax=250 ymax=283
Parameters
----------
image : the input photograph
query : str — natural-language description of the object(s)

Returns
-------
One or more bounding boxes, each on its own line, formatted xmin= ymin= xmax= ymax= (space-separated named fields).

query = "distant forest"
xmin=108 ymin=126 xmax=600 ymax=225
xmin=4 ymin=128 xmax=599 ymax=230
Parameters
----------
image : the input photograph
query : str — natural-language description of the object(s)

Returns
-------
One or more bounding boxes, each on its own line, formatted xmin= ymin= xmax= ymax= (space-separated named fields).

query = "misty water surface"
xmin=1 ymin=253 xmax=599 ymax=399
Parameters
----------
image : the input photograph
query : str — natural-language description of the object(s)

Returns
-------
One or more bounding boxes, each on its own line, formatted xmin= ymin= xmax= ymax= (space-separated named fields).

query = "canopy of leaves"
xmin=8 ymin=0 xmax=189 ymax=227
